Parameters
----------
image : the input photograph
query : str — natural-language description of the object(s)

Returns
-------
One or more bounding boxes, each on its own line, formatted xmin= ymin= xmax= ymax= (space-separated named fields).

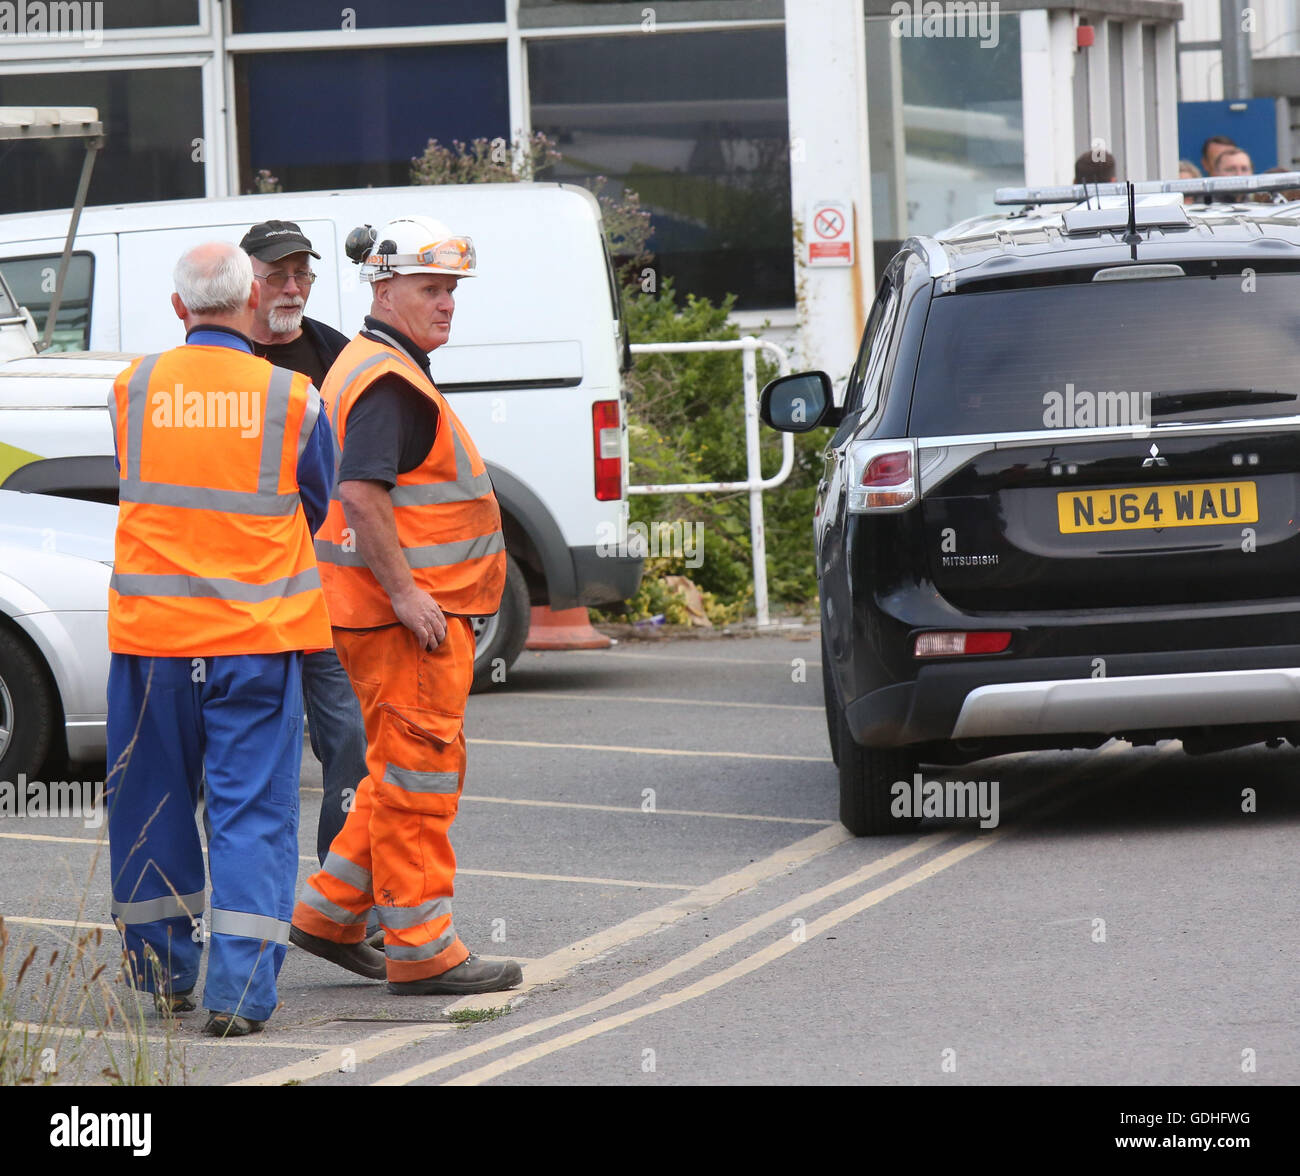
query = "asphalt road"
xmin=3 ymin=627 xmax=1299 ymax=1095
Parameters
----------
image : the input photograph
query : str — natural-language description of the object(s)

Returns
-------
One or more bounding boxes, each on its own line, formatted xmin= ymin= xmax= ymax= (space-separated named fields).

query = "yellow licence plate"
xmin=1057 ymin=481 xmax=1259 ymax=534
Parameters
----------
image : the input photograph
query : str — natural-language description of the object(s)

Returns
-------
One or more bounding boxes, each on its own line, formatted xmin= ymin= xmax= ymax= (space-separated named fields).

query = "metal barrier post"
xmin=741 ymin=340 xmax=769 ymax=626
xmin=627 ymin=336 xmax=792 ymax=627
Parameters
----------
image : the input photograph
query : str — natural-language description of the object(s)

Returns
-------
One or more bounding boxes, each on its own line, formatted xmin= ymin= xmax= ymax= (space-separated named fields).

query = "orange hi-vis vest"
xmin=313 ymin=330 xmax=506 ymax=627
xmin=107 ymin=345 xmax=333 ymax=657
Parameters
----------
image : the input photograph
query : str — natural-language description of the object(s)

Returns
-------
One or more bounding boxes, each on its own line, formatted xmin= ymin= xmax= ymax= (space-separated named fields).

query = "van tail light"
xmin=847 ymin=440 xmax=917 ymax=512
xmin=913 ymin=631 xmax=1013 ymax=658
xmin=593 ymin=400 xmax=622 ymax=501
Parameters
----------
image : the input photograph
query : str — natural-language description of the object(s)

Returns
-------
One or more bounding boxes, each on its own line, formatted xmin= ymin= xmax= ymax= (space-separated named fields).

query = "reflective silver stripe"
xmin=298 ymin=382 xmax=323 ymax=461
xmin=110 ymin=567 xmax=321 ymax=602
xmin=298 ymin=884 xmax=368 ymax=927
xmin=389 ymin=430 xmax=493 ymax=507
xmin=315 ymin=530 xmax=503 ymax=570
xmin=322 ymin=850 xmax=371 ymax=893
xmin=377 ymin=897 xmax=452 ymax=931
xmin=384 ymin=926 xmax=457 ymax=962
xmin=124 ymin=354 xmax=163 ymax=482
xmin=385 ymin=764 xmax=460 ymax=795
xmin=340 ymin=351 xmax=399 ymax=400
xmin=209 ymin=907 xmax=291 ymax=945
xmin=364 ymin=330 xmax=427 ymax=379
xmin=111 ymin=889 xmax=205 ymax=925
xmin=259 ymin=366 xmax=293 ymax=494
xmin=406 ymin=532 xmax=504 ymax=568
xmin=118 ymin=480 xmax=300 ymax=516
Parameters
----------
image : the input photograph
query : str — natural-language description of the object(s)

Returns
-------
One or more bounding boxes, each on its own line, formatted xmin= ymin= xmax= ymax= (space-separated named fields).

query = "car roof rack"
xmin=995 ymin=171 xmax=1300 ymax=206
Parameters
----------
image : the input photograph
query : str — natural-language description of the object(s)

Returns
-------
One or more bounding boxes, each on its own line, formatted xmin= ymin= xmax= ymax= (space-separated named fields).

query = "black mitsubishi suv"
xmin=764 ymin=176 xmax=1300 ymax=835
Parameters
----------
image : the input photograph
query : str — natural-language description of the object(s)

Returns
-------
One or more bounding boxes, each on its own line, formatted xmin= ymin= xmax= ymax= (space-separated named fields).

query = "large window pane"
xmin=0 ymin=69 xmax=205 ymax=214
xmin=529 ymin=29 xmax=792 ymax=309
xmin=233 ymin=0 xmax=502 ymax=32
xmin=102 ymin=0 xmax=200 ymax=27
xmin=234 ymin=44 xmax=509 ymax=192
xmin=864 ymin=13 xmax=1023 ymax=273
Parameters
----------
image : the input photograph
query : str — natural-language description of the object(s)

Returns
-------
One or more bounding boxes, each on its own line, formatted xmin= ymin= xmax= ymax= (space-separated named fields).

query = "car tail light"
xmin=847 ymin=440 xmax=917 ymax=512
xmin=913 ymin=631 xmax=1012 ymax=658
xmin=593 ymin=400 xmax=622 ymax=501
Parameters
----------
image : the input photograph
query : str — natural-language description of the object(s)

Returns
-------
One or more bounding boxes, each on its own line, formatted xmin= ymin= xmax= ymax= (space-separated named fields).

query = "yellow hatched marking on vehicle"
xmin=1058 ymin=480 xmax=1258 ymax=534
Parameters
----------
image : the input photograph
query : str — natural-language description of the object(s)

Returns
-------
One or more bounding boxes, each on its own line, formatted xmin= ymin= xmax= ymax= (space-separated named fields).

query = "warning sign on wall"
xmin=807 ymin=200 xmax=854 ymax=267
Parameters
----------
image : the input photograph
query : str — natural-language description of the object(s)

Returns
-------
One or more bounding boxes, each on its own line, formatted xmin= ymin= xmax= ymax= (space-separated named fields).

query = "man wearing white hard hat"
xmin=289 ymin=215 xmax=521 ymax=995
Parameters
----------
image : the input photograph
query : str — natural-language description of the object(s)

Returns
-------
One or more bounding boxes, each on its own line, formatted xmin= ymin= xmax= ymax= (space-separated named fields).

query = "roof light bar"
xmin=995 ymin=172 xmax=1300 ymax=206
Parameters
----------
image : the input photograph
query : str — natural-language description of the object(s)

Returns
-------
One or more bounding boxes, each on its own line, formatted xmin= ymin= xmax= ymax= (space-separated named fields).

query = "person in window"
xmin=1073 ymin=150 xmax=1117 ymax=186
xmin=1202 ymin=135 xmax=1239 ymax=176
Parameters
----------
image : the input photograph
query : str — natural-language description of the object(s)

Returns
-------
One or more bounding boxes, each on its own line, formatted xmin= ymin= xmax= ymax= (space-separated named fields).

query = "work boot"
xmin=290 ymin=925 xmax=387 ymax=980
xmin=154 ymin=987 xmax=195 ymax=1017
xmin=203 ymin=1012 xmax=264 ymax=1037
xmin=388 ymin=954 xmax=523 ymax=996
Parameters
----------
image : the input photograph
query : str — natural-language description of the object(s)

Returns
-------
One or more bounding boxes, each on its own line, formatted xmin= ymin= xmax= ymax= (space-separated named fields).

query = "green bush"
xmin=402 ymin=134 xmax=815 ymax=618
xmin=618 ymin=279 xmax=821 ymax=619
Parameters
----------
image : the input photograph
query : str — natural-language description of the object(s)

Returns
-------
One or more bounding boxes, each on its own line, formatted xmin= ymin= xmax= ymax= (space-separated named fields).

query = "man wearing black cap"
xmin=240 ymin=220 xmax=373 ymax=898
xmin=240 ymin=220 xmax=349 ymax=388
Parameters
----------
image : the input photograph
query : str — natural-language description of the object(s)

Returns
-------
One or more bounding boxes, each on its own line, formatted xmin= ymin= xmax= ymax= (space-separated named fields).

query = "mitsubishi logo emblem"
xmin=1142 ymin=443 xmax=1167 ymax=468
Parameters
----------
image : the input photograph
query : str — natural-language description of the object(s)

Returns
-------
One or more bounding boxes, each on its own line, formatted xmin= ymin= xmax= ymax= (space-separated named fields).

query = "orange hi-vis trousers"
xmin=292 ymin=617 xmax=475 ymax=982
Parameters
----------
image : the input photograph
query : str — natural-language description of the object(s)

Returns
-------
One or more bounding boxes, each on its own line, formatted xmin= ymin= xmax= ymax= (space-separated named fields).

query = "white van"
xmin=0 ymin=184 xmax=641 ymax=687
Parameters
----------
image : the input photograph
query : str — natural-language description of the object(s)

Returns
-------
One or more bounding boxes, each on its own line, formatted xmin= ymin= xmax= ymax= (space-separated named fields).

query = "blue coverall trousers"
xmin=106 ymin=651 xmax=303 ymax=1022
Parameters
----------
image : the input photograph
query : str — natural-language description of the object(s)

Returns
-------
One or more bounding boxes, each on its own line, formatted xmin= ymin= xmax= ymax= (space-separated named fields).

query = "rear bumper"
xmin=565 ymin=545 xmax=642 ymax=609
xmin=846 ymin=644 xmax=1300 ymax=748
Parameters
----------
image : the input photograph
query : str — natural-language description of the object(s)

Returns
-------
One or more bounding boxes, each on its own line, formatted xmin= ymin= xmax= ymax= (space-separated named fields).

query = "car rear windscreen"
xmin=909 ymin=273 xmax=1300 ymax=435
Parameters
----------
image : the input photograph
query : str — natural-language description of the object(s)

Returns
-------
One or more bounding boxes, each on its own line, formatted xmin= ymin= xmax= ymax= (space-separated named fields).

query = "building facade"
xmin=1 ymin=0 xmax=1182 ymax=367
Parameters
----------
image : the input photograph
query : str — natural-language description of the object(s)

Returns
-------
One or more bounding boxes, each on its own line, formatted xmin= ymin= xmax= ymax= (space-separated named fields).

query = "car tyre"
xmin=470 ymin=553 xmax=530 ymax=694
xmin=0 ymin=627 xmax=57 ymax=785
xmin=835 ymin=710 xmax=920 ymax=836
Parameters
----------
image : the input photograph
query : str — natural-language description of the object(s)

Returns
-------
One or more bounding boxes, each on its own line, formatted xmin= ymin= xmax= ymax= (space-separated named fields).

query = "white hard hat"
xmin=359 ymin=214 xmax=477 ymax=282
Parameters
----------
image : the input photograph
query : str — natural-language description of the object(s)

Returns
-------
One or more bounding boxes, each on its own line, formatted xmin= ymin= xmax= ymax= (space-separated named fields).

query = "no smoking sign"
xmin=807 ymin=199 xmax=854 ymax=267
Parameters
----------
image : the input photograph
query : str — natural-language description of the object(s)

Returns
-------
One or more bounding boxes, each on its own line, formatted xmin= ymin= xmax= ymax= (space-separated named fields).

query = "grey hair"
xmin=173 ymin=242 xmax=254 ymax=314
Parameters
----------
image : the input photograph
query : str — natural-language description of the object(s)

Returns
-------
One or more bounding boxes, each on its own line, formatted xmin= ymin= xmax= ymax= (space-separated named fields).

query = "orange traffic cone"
xmin=525 ymin=606 xmax=612 ymax=650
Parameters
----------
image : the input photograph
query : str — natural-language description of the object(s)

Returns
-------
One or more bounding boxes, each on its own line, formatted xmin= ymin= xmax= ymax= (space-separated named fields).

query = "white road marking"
xmin=476 ymin=692 xmax=821 ymax=713
xmin=462 ymin=795 xmax=832 ymax=825
xmin=468 ymin=737 xmax=831 ymax=762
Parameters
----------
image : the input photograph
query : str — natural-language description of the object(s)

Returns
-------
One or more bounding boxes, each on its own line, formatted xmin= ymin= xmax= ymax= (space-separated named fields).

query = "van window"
xmin=0 ymin=253 xmax=94 ymax=351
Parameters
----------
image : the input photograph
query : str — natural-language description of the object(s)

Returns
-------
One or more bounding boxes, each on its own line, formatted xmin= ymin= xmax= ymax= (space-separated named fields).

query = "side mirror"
xmin=760 ymin=371 xmax=840 ymax=432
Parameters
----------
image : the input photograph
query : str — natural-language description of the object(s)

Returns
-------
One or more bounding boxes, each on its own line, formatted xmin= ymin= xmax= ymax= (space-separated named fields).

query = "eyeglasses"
xmin=255 ymin=269 xmax=316 ymax=288
xmin=417 ymin=238 xmax=476 ymax=271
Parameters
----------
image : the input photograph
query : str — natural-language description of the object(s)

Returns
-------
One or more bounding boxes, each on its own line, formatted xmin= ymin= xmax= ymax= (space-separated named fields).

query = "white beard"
xmin=268 ymin=301 xmax=305 ymax=335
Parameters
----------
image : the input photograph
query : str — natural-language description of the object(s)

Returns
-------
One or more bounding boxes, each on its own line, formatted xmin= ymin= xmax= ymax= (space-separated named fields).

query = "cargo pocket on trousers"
xmin=373 ymin=703 xmax=464 ymax=816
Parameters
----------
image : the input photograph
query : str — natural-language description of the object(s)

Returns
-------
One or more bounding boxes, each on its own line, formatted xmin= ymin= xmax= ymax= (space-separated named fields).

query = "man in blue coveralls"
xmin=105 ymin=240 xmax=335 ymax=1037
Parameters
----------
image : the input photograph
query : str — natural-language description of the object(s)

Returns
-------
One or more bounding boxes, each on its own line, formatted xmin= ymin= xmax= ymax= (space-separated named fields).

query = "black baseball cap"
xmin=239 ymin=220 xmax=321 ymax=262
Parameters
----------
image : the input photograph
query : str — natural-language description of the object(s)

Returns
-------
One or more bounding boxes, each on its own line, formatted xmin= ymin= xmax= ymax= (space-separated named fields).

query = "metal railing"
xmin=627 ymin=335 xmax=793 ymax=627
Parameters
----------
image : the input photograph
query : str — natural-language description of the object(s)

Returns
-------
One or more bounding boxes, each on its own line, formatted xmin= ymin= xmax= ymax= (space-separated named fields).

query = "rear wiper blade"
xmin=1149 ymin=389 xmax=1297 ymax=416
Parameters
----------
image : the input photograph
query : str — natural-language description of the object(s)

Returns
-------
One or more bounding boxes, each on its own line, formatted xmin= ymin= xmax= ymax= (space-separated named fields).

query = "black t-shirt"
xmin=254 ymin=331 xmax=329 ymax=389
xmin=335 ymin=318 xmax=439 ymax=489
